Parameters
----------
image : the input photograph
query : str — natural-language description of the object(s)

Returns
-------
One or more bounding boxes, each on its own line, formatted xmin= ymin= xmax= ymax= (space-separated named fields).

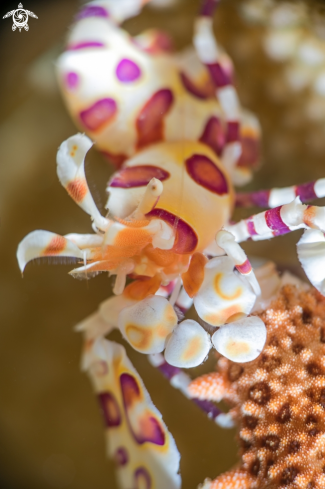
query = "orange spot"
xmin=164 ymin=304 xmax=177 ymax=325
xmin=125 ymin=324 xmax=152 ymax=350
xmin=182 ymin=337 xmax=201 ymax=361
xmin=182 ymin=252 xmax=208 ymax=298
xmin=226 ymin=340 xmax=250 ymax=358
xmin=66 ymin=178 xmax=88 ymax=203
xmin=157 ymin=324 xmax=172 ymax=338
xmin=240 ymin=125 xmax=257 ymax=139
xmin=222 ymin=305 xmax=243 ymax=319
xmin=123 ymin=275 xmax=161 ymax=301
xmin=227 ymin=312 xmax=246 ymax=323
xmin=105 ymin=396 xmax=120 ymax=423
xmin=303 ymin=206 xmax=317 ymax=228
xmin=43 ymin=235 xmax=67 ymax=255
xmin=84 ymin=339 xmax=93 ymax=352
xmin=205 ymin=305 xmax=241 ymax=326
xmin=214 ymin=273 xmax=243 ymax=300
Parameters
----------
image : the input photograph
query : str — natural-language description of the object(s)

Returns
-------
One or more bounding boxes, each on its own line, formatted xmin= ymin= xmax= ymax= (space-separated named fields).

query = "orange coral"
xmin=191 ymin=285 xmax=325 ymax=489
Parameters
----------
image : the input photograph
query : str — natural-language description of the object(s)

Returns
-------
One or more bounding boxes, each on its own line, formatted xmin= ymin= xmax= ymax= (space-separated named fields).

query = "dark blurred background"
xmin=1 ymin=0 xmax=325 ymax=488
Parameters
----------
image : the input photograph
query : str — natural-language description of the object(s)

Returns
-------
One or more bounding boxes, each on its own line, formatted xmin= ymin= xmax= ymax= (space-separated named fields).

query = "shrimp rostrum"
xmin=16 ymin=0 xmax=325 ymax=487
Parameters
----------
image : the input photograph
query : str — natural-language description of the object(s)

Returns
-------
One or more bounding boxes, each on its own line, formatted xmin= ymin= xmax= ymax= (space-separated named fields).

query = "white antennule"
xmin=132 ymin=178 xmax=163 ymax=219
xmin=56 ymin=134 xmax=109 ymax=232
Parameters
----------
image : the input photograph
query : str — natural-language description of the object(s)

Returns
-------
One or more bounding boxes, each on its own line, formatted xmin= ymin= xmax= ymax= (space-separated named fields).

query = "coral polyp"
xmin=192 ymin=285 xmax=325 ymax=488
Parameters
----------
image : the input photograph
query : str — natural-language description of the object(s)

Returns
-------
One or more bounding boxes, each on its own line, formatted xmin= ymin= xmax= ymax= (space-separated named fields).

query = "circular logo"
xmin=2 ymin=3 xmax=38 ymax=32
xmin=13 ymin=9 xmax=28 ymax=28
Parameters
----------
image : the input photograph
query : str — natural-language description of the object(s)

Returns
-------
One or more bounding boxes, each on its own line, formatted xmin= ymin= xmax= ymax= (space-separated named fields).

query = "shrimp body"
xmin=17 ymin=1 xmax=325 ymax=488
xmin=107 ymin=141 xmax=234 ymax=256
xmin=57 ymin=0 xmax=260 ymax=184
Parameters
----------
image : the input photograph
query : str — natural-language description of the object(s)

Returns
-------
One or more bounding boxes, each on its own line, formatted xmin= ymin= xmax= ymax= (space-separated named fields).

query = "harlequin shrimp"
xmin=16 ymin=0 xmax=325 ymax=488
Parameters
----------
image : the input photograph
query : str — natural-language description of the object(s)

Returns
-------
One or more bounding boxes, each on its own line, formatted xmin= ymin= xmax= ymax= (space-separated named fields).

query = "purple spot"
xmin=207 ymin=62 xmax=232 ymax=88
xmin=296 ymin=181 xmax=317 ymax=202
xmin=80 ymin=98 xmax=117 ymax=131
xmin=146 ymin=208 xmax=198 ymax=254
xmin=237 ymin=132 xmax=260 ymax=169
xmin=110 ymin=165 xmax=169 ymax=188
xmin=116 ymin=59 xmax=141 ymax=83
xmin=186 ymin=154 xmax=228 ymax=195
xmin=137 ymin=89 xmax=174 ymax=148
xmin=199 ymin=116 xmax=225 ymax=156
xmin=135 ymin=467 xmax=152 ymax=489
xmin=246 ymin=218 xmax=258 ymax=236
xmin=236 ymin=259 xmax=252 ymax=275
xmin=180 ymin=72 xmax=210 ymax=100
xmin=251 ymin=190 xmax=270 ymax=207
xmin=65 ymin=72 xmax=79 ymax=91
xmin=75 ymin=5 xmax=109 ymax=20
xmin=265 ymin=207 xmax=291 ymax=236
xmin=114 ymin=447 xmax=128 ymax=466
xmin=120 ymin=373 xmax=165 ymax=446
xmin=200 ymin=0 xmax=218 ymax=16
xmin=67 ymin=41 xmax=105 ymax=51
xmin=236 ymin=189 xmax=270 ymax=208
xmin=98 ymin=392 xmax=121 ymax=428
xmin=226 ymin=121 xmax=240 ymax=143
